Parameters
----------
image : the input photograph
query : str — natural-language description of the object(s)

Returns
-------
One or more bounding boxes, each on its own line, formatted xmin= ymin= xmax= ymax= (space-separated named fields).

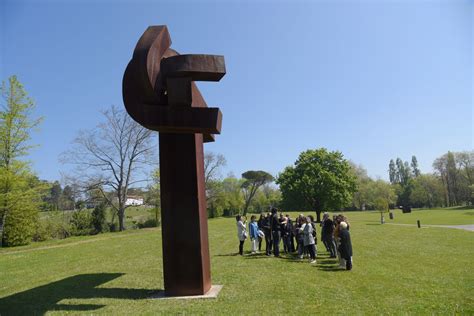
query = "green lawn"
xmin=0 ymin=209 xmax=473 ymax=315
xmin=348 ymin=207 xmax=474 ymax=226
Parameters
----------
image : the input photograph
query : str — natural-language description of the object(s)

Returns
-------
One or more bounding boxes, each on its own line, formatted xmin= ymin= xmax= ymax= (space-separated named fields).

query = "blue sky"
xmin=1 ymin=0 xmax=472 ymax=183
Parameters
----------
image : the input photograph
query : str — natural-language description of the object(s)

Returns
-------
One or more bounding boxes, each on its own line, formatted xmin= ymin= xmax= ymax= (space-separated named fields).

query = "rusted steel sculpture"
xmin=122 ymin=26 xmax=225 ymax=296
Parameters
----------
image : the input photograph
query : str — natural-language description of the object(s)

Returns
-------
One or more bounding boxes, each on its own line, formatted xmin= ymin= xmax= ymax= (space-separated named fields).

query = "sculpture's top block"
xmin=161 ymin=54 xmax=226 ymax=81
xmin=122 ymin=25 xmax=226 ymax=142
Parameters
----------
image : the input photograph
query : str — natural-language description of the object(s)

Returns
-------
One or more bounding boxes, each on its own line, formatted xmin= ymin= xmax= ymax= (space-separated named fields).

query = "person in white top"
xmin=301 ymin=216 xmax=316 ymax=263
xmin=236 ymin=215 xmax=247 ymax=255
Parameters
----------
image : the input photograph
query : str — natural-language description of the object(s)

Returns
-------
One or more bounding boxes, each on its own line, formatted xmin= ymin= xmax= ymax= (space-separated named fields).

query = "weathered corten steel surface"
xmin=122 ymin=25 xmax=225 ymax=143
xmin=122 ymin=25 xmax=225 ymax=296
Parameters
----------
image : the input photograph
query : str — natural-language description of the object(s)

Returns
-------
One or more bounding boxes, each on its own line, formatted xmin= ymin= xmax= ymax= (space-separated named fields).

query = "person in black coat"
xmin=257 ymin=213 xmax=265 ymax=251
xmin=321 ymin=212 xmax=337 ymax=258
xmin=286 ymin=215 xmax=295 ymax=252
xmin=262 ymin=213 xmax=272 ymax=256
xmin=270 ymin=207 xmax=280 ymax=257
xmin=338 ymin=221 xmax=353 ymax=270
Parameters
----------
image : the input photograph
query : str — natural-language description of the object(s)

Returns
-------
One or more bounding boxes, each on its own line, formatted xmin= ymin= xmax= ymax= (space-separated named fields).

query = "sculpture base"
xmin=151 ymin=285 xmax=223 ymax=300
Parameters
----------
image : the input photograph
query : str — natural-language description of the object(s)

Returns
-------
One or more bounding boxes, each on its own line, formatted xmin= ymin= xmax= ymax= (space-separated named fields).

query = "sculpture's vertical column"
xmin=159 ymin=77 xmax=211 ymax=296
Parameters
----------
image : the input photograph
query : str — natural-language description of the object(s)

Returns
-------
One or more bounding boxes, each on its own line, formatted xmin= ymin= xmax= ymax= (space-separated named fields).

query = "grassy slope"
xmin=0 ymin=209 xmax=473 ymax=315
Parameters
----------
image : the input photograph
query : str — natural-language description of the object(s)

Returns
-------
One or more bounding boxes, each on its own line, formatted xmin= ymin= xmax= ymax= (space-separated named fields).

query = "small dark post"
xmin=417 ymin=220 xmax=421 ymax=228
xmin=389 ymin=212 xmax=394 ymax=220
xmin=122 ymin=26 xmax=225 ymax=296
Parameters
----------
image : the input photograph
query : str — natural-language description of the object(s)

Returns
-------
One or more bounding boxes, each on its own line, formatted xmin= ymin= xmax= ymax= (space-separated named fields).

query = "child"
xmin=249 ymin=215 xmax=259 ymax=254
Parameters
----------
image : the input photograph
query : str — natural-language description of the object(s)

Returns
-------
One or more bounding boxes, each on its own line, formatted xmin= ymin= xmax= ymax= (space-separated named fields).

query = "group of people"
xmin=235 ymin=208 xmax=353 ymax=270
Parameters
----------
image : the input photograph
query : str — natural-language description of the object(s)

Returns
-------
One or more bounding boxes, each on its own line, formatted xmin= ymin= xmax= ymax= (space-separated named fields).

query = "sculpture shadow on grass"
xmin=0 ymin=273 xmax=154 ymax=315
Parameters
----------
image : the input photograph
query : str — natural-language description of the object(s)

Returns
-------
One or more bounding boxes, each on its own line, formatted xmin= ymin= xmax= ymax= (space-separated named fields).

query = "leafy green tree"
xmin=241 ymin=170 xmax=274 ymax=216
xmin=60 ymin=185 xmax=76 ymax=210
xmin=395 ymin=158 xmax=403 ymax=184
xmin=277 ymin=148 xmax=357 ymax=222
xmin=221 ymin=176 xmax=245 ymax=216
xmin=0 ymin=76 xmax=43 ymax=247
xmin=252 ymin=184 xmax=281 ymax=214
xmin=433 ymin=151 xmax=474 ymax=206
xmin=350 ymin=162 xmax=372 ymax=210
xmin=374 ymin=197 xmax=389 ymax=223
xmin=388 ymin=159 xmax=396 ymax=184
xmin=410 ymin=174 xmax=445 ymax=208
xmin=411 ymin=156 xmax=420 ymax=177
xmin=50 ymin=181 xmax=62 ymax=208
xmin=371 ymin=179 xmax=396 ymax=207
xmin=146 ymin=168 xmax=161 ymax=224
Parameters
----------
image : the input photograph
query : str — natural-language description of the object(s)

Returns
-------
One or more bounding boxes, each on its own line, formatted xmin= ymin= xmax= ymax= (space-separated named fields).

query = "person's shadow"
xmin=0 ymin=273 xmax=153 ymax=315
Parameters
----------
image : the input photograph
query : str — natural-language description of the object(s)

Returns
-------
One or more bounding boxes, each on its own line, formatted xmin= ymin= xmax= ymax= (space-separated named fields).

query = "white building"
xmin=125 ymin=196 xmax=144 ymax=206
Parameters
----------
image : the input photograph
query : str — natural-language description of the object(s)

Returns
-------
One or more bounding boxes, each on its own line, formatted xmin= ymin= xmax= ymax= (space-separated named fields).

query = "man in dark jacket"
xmin=270 ymin=208 xmax=280 ymax=257
xmin=339 ymin=221 xmax=353 ymax=270
xmin=262 ymin=213 xmax=272 ymax=256
xmin=321 ymin=213 xmax=337 ymax=258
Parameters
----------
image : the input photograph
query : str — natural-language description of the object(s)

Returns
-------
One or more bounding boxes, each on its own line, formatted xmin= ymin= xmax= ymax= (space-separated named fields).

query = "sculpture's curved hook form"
xmin=122 ymin=25 xmax=226 ymax=142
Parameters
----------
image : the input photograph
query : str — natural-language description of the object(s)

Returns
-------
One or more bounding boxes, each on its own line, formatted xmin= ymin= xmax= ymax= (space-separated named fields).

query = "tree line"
xmin=0 ymin=75 xmax=471 ymax=247
xmin=387 ymin=152 xmax=473 ymax=208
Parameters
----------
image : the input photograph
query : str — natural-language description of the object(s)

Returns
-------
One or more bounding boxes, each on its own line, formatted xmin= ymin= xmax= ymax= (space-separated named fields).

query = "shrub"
xmin=70 ymin=209 xmax=93 ymax=236
xmin=2 ymin=199 xmax=38 ymax=247
xmin=33 ymin=217 xmax=71 ymax=241
xmin=137 ymin=218 xmax=159 ymax=229
xmin=108 ymin=222 xmax=117 ymax=232
xmin=33 ymin=220 xmax=50 ymax=242
xmin=91 ymin=203 xmax=107 ymax=234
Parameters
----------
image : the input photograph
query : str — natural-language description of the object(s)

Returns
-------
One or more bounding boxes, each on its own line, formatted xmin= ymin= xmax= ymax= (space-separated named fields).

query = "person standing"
xmin=295 ymin=215 xmax=305 ymax=259
xmin=321 ymin=212 xmax=337 ymax=258
xmin=339 ymin=221 xmax=353 ymax=270
xmin=249 ymin=215 xmax=259 ymax=254
xmin=270 ymin=208 xmax=280 ymax=257
xmin=279 ymin=213 xmax=289 ymax=254
xmin=257 ymin=213 xmax=265 ymax=252
xmin=236 ymin=215 xmax=247 ymax=255
xmin=262 ymin=212 xmax=272 ymax=256
xmin=302 ymin=216 xmax=316 ymax=263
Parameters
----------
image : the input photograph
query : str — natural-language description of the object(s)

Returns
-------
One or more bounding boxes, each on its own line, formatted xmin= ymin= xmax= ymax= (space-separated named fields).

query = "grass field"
xmin=0 ymin=208 xmax=473 ymax=315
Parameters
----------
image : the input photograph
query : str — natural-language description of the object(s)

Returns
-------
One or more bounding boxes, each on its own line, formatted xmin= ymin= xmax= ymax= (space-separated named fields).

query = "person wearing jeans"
xmin=249 ymin=215 xmax=259 ymax=254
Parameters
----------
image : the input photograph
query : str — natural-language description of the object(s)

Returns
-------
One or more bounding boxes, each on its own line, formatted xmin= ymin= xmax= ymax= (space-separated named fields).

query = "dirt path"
xmin=386 ymin=223 xmax=474 ymax=232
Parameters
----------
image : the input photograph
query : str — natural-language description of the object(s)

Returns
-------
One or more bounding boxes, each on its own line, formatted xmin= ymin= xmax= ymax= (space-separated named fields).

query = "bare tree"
xmin=204 ymin=151 xmax=226 ymax=203
xmin=204 ymin=152 xmax=226 ymax=186
xmin=61 ymin=105 xmax=156 ymax=231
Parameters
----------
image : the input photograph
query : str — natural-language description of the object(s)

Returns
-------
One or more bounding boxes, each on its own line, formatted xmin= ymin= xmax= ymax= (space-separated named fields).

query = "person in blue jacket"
xmin=249 ymin=215 xmax=259 ymax=254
